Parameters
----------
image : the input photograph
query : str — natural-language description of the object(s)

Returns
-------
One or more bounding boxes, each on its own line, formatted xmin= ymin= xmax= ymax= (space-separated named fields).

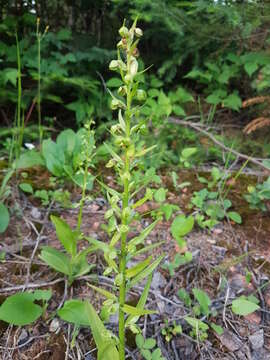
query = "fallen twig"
xmin=169 ymin=117 xmax=270 ymax=171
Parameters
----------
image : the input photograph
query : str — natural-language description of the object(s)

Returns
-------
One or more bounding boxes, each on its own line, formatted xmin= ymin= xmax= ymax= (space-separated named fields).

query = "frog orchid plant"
xmin=58 ymin=19 xmax=164 ymax=360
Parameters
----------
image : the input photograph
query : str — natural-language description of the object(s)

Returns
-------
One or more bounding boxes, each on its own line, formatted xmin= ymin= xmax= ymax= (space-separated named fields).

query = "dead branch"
xmin=169 ymin=117 xmax=270 ymax=172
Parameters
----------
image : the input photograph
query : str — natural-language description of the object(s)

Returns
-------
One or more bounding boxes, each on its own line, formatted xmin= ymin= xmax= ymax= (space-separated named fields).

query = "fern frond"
xmin=242 ymin=96 xmax=270 ymax=108
xmin=243 ymin=117 xmax=270 ymax=134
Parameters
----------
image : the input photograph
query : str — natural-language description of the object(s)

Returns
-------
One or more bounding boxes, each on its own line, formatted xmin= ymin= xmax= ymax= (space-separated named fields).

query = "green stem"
xmin=118 ymin=55 xmax=132 ymax=360
xmin=37 ymin=35 xmax=42 ymax=148
xmin=77 ymin=162 xmax=88 ymax=231
xmin=15 ymin=33 xmax=22 ymax=161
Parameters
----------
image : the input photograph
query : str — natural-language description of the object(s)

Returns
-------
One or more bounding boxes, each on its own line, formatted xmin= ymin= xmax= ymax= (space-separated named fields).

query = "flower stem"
xmin=118 ymin=62 xmax=132 ymax=360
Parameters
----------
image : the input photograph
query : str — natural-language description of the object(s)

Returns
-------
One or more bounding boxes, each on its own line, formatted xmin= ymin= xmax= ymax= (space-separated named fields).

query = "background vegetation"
xmin=1 ymin=0 xmax=270 ymax=151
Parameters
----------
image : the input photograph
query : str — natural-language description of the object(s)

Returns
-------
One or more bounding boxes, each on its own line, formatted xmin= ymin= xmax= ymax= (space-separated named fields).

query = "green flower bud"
xmin=128 ymin=28 xmax=134 ymax=40
xmin=119 ymin=26 xmax=129 ymax=38
xmin=117 ymin=40 xmax=124 ymax=49
xmin=119 ymin=224 xmax=129 ymax=233
xmin=127 ymin=145 xmax=135 ymax=157
xmin=130 ymin=58 xmax=138 ymax=77
xmin=123 ymin=207 xmax=131 ymax=219
xmin=117 ymin=60 xmax=127 ymax=71
xmin=114 ymin=136 xmax=125 ymax=146
xmin=135 ymin=27 xmax=143 ymax=37
xmin=136 ymin=89 xmax=146 ymax=101
xmin=111 ymin=98 xmax=120 ymax=110
xmin=106 ymin=159 xmax=115 ymax=168
xmin=118 ymin=86 xmax=127 ymax=96
xmin=139 ymin=124 xmax=147 ymax=135
xmin=111 ymin=98 xmax=125 ymax=110
xmin=108 ymin=250 xmax=117 ymax=260
xmin=105 ymin=208 xmax=114 ymax=219
xmin=121 ymin=171 xmax=131 ymax=181
xmin=124 ymin=74 xmax=132 ymax=83
xmin=111 ymin=124 xmax=121 ymax=134
xmin=103 ymin=267 xmax=113 ymax=276
xmin=115 ymin=273 xmax=124 ymax=286
xmin=109 ymin=60 xmax=118 ymax=71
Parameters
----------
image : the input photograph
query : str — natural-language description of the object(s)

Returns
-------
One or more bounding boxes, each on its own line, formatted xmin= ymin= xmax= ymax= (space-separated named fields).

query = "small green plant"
xmin=231 ymin=295 xmax=260 ymax=316
xmin=42 ymin=128 xmax=95 ymax=186
xmin=185 ymin=316 xmax=209 ymax=342
xmin=35 ymin=189 xmax=72 ymax=207
xmin=18 ymin=127 xmax=95 ymax=187
xmin=40 ymin=125 xmax=96 ymax=282
xmin=161 ymin=320 xmax=182 ymax=342
xmin=151 ymin=186 xmax=179 ymax=221
xmin=136 ymin=333 xmax=165 ymax=360
xmin=0 ymin=290 xmax=52 ymax=325
xmin=171 ymin=171 xmax=190 ymax=190
xmin=163 ymin=214 xmax=194 ymax=275
xmin=178 ymin=288 xmax=223 ymax=341
xmin=177 ymin=287 xmax=260 ymax=343
xmin=40 ymin=215 xmax=95 ymax=285
xmin=190 ymin=167 xmax=242 ymax=229
xmin=179 ymin=147 xmax=197 ymax=168
xmin=19 ymin=182 xmax=72 ymax=207
xmin=244 ymin=177 xmax=270 ymax=211
xmin=36 ymin=18 xmax=49 ymax=147
xmin=0 ymin=168 xmax=14 ymax=233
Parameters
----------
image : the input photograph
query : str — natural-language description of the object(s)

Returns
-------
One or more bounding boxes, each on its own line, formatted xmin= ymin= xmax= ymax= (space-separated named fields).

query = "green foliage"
xmin=136 ymin=334 xmax=165 ymax=360
xmin=185 ymin=316 xmax=209 ymax=342
xmin=192 ymin=288 xmax=211 ymax=316
xmin=33 ymin=188 xmax=72 ymax=207
xmin=0 ymin=202 xmax=10 ymax=233
xmin=58 ymin=300 xmax=119 ymax=360
xmin=171 ymin=171 xmax=190 ymax=190
xmin=55 ymin=21 xmax=165 ymax=360
xmin=190 ymin=167 xmax=242 ymax=229
xmin=40 ymin=215 xmax=95 ymax=284
xmin=231 ymin=296 xmax=260 ymax=316
xmin=0 ymin=168 xmax=14 ymax=233
xmin=244 ymin=177 xmax=270 ymax=211
xmin=179 ymin=147 xmax=198 ymax=168
xmin=161 ymin=320 xmax=182 ymax=342
xmin=0 ymin=290 xmax=51 ymax=325
xmin=0 ymin=15 xmax=113 ymax=127
xmin=16 ymin=126 xmax=95 ymax=196
xmin=163 ymin=214 xmax=194 ymax=275
xmin=41 ymin=128 xmax=94 ymax=187
xmin=177 ymin=287 xmax=260 ymax=342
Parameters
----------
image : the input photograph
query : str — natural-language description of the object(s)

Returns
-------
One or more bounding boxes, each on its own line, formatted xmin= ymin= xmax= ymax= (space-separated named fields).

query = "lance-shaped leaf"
xmin=96 ymin=179 xmax=121 ymax=199
xmin=132 ymin=188 xmax=153 ymax=209
xmin=39 ymin=247 xmax=71 ymax=276
xmin=127 ymin=256 xmax=163 ymax=290
xmin=118 ymin=110 xmax=126 ymax=132
xmin=128 ymin=219 xmax=159 ymax=250
xmin=87 ymin=283 xmax=117 ymax=301
xmin=128 ymin=241 xmax=165 ymax=259
xmin=84 ymin=302 xmax=119 ymax=360
xmin=51 ymin=215 xmax=78 ymax=256
xmin=134 ymin=145 xmax=157 ymax=158
xmin=123 ymin=304 xmax=156 ymax=316
xmin=126 ymin=275 xmax=152 ymax=326
xmin=126 ymin=257 xmax=152 ymax=279
xmin=71 ymin=251 xmax=95 ymax=278
xmin=85 ymin=237 xmax=118 ymax=272
xmin=85 ymin=236 xmax=112 ymax=254
xmin=103 ymin=142 xmax=123 ymax=165
xmin=0 ymin=202 xmax=9 ymax=233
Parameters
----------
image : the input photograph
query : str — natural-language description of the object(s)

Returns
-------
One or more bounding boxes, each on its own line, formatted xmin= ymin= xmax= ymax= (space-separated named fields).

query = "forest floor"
xmin=1 ymin=167 xmax=270 ymax=360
